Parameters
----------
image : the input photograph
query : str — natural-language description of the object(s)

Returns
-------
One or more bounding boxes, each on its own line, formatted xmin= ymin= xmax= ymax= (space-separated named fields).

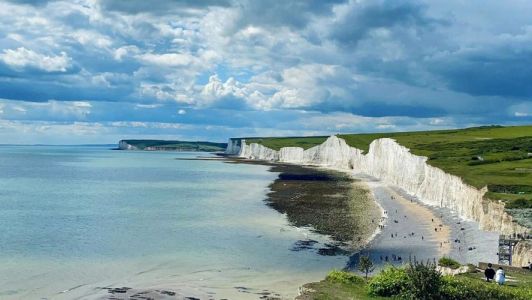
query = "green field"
xmin=119 ymin=139 xmax=227 ymax=152
xmin=243 ymin=126 xmax=532 ymax=212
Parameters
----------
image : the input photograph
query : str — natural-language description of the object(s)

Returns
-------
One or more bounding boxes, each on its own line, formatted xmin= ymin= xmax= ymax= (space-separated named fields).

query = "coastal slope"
xmin=226 ymin=135 xmax=531 ymax=266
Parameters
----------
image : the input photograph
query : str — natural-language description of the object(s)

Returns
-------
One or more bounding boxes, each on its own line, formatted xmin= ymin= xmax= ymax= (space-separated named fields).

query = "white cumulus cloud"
xmin=137 ymin=52 xmax=195 ymax=67
xmin=0 ymin=47 xmax=71 ymax=72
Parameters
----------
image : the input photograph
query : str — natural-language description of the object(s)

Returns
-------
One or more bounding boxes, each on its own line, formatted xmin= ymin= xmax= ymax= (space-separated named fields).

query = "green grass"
xmin=459 ymin=269 xmax=532 ymax=288
xmin=239 ymin=126 xmax=532 ymax=209
xmin=244 ymin=136 xmax=329 ymax=150
xmin=298 ymin=280 xmax=379 ymax=300
xmin=298 ymin=269 xmax=532 ymax=300
xmin=438 ymin=257 xmax=461 ymax=269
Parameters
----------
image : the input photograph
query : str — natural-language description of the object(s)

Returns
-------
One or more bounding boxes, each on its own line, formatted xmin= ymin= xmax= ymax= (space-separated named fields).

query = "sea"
xmin=0 ymin=146 xmax=346 ymax=299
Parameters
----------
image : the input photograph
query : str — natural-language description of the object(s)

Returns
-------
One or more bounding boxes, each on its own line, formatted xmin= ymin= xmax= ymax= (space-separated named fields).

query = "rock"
xmin=437 ymin=265 xmax=469 ymax=276
xmin=159 ymin=290 xmax=176 ymax=296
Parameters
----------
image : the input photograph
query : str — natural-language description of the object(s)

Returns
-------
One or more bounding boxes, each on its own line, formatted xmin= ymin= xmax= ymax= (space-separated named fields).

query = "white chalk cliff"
xmin=118 ymin=140 xmax=138 ymax=150
xmin=226 ymin=136 xmax=531 ymax=265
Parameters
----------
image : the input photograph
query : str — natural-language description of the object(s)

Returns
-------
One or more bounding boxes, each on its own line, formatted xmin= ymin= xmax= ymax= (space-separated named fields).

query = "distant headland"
xmin=118 ymin=139 xmax=227 ymax=152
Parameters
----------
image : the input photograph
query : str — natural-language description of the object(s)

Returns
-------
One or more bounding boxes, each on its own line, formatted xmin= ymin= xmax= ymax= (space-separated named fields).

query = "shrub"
xmin=368 ymin=266 xmax=408 ymax=297
xmin=325 ymin=270 xmax=365 ymax=285
xmin=506 ymin=198 xmax=532 ymax=209
xmin=440 ymin=276 xmax=532 ymax=300
xmin=438 ymin=257 xmax=461 ymax=269
xmin=358 ymin=254 xmax=375 ymax=279
xmin=403 ymin=260 xmax=442 ymax=300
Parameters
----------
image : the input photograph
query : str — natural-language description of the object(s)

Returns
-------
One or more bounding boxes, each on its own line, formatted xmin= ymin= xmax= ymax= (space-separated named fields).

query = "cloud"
xmin=0 ymin=47 xmax=71 ymax=72
xmin=427 ymin=28 xmax=532 ymax=98
xmin=0 ymin=0 xmax=530 ymax=143
xmin=99 ymin=0 xmax=232 ymax=15
xmin=231 ymin=0 xmax=346 ymax=30
xmin=329 ymin=0 xmax=440 ymax=47
xmin=137 ymin=52 xmax=195 ymax=67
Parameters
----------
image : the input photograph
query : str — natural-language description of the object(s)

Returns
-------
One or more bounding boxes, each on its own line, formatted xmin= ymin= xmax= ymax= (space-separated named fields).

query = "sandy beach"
xmin=346 ymin=173 xmax=499 ymax=271
xmin=223 ymin=156 xmax=501 ymax=285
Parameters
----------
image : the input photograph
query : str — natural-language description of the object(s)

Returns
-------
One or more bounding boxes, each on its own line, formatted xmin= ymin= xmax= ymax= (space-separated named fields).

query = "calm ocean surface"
xmin=0 ymin=146 xmax=345 ymax=299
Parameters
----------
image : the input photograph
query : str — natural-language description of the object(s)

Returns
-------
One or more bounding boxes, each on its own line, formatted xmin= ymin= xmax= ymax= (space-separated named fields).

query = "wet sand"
xmin=265 ymin=164 xmax=381 ymax=248
xmin=347 ymin=175 xmax=451 ymax=270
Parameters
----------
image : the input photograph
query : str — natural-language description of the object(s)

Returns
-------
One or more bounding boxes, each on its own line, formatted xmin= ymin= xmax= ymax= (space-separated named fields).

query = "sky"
xmin=0 ymin=0 xmax=531 ymax=144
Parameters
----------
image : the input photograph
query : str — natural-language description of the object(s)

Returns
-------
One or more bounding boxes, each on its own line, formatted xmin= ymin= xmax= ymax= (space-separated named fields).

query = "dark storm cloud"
xmin=0 ymin=76 xmax=134 ymax=103
xmin=429 ymin=46 xmax=532 ymax=98
xmin=233 ymin=0 xmax=346 ymax=29
xmin=100 ymin=0 xmax=232 ymax=15
xmin=329 ymin=0 xmax=441 ymax=47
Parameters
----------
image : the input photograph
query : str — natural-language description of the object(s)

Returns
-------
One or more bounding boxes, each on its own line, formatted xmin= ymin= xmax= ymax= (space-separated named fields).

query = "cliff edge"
xmin=226 ymin=135 xmax=531 ymax=266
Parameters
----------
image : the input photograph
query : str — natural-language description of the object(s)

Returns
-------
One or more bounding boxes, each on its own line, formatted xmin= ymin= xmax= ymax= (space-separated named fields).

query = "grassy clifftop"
xmin=241 ymin=125 xmax=532 ymax=210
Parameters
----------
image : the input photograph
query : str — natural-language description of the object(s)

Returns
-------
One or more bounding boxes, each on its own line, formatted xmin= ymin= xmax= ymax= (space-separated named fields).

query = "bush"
xmin=403 ymin=260 xmax=442 ymax=300
xmin=325 ymin=270 xmax=365 ymax=285
xmin=506 ymin=198 xmax=532 ymax=209
xmin=438 ymin=257 xmax=461 ymax=269
xmin=368 ymin=266 xmax=408 ymax=297
xmin=440 ymin=276 xmax=532 ymax=300
xmin=358 ymin=254 xmax=375 ymax=279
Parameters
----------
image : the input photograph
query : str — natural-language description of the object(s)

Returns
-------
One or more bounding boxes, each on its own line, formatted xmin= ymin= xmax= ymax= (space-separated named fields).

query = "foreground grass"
xmin=298 ymin=268 xmax=532 ymax=300
xmin=298 ymin=281 xmax=381 ymax=300
xmin=242 ymin=126 xmax=532 ymax=215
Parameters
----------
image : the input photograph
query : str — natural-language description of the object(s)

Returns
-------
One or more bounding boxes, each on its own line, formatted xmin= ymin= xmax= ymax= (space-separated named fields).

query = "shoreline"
xmin=226 ymin=156 xmax=499 ymax=271
xmin=225 ymin=158 xmax=382 ymax=251
xmin=89 ymin=154 xmax=499 ymax=300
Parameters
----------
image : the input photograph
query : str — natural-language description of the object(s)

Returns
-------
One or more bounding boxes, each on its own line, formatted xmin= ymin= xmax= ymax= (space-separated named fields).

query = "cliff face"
xmin=118 ymin=140 xmax=138 ymax=150
xmin=227 ymin=135 xmax=531 ymax=265
xmin=512 ymin=241 xmax=531 ymax=267
xmin=225 ymin=139 xmax=241 ymax=155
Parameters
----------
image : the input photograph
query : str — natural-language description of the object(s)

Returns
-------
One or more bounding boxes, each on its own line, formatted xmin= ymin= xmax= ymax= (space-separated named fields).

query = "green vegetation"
xmin=326 ymin=269 xmax=365 ymax=285
xmin=438 ymin=257 xmax=461 ymax=269
xmin=439 ymin=274 xmax=532 ymax=300
xmin=367 ymin=267 xmax=409 ymax=297
xmin=359 ymin=255 xmax=375 ymax=279
xmin=298 ymin=265 xmax=532 ymax=300
xmin=403 ymin=260 xmax=442 ymax=300
xmin=244 ymin=136 xmax=328 ymax=150
xmin=239 ymin=125 xmax=532 ymax=217
xmin=119 ymin=139 xmax=227 ymax=152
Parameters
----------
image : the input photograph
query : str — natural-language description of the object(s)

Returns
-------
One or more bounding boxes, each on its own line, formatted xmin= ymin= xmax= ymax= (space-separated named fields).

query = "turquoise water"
xmin=0 ymin=146 xmax=345 ymax=299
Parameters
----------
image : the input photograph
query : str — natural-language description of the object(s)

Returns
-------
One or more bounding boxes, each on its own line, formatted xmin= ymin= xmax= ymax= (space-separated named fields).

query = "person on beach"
xmin=484 ymin=263 xmax=495 ymax=282
xmin=495 ymin=267 xmax=505 ymax=285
